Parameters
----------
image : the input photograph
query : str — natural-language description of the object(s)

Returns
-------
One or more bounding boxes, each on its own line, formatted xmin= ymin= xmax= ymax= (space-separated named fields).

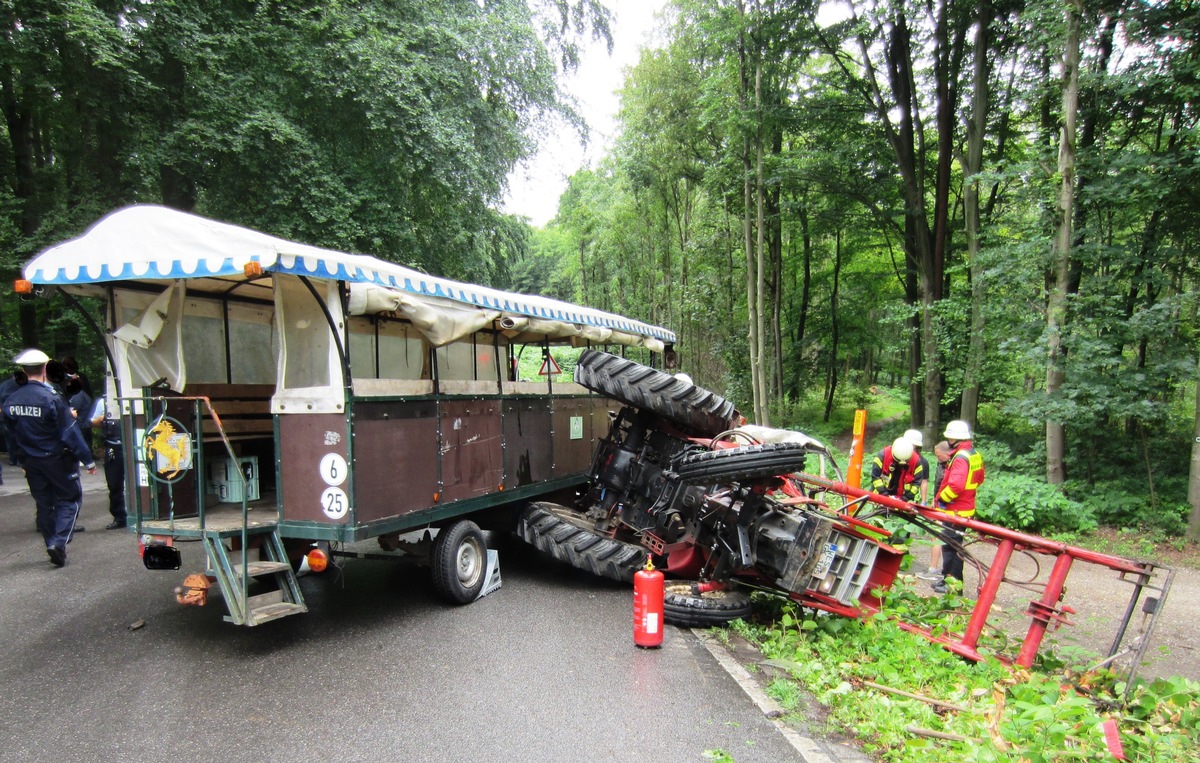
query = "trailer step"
xmin=247 ymin=601 xmax=308 ymax=626
xmin=231 ymin=560 xmax=292 ymax=577
xmin=204 ymin=530 xmax=308 ymax=626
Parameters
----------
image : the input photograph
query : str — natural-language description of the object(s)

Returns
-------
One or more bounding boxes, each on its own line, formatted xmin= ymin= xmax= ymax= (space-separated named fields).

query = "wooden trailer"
xmin=18 ymin=205 xmax=676 ymax=625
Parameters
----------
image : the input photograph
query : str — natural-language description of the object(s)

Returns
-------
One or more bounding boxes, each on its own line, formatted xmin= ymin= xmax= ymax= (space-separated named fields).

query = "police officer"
xmin=91 ymin=395 xmax=127 ymax=529
xmin=4 ymin=349 xmax=97 ymax=567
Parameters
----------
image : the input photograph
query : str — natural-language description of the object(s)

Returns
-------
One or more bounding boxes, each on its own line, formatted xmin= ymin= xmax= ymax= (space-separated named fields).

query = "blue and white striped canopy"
xmin=24 ymin=205 xmax=675 ymax=344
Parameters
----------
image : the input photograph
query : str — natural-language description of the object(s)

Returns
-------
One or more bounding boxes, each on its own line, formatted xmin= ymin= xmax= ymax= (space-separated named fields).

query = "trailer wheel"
xmin=663 ymin=581 xmax=753 ymax=627
xmin=431 ymin=520 xmax=488 ymax=604
xmin=517 ymin=502 xmax=646 ymax=583
xmin=675 ymin=443 xmax=810 ymax=484
xmin=573 ymin=350 xmax=739 ymax=436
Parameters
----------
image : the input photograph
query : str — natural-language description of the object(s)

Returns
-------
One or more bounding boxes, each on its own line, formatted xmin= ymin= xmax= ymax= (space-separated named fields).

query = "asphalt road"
xmin=0 ymin=469 xmax=867 ymax=763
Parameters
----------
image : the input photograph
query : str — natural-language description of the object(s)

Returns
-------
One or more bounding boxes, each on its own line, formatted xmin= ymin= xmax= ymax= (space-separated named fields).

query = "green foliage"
xmin=977 ymin=473 xmax=1098 ymax=534
xmin=738 ymin=582 xmax=1200 ymax=762
xmin=1064 ymin=477 xmax=1192 ymax=539
xmin=536 ymin=0 xmax=1200 ymax=541
xmin=1 ymin=0 xmax=602 ymax=355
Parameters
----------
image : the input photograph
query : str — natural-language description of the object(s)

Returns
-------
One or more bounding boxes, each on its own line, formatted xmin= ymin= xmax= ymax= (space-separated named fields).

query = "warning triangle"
xmin=538 ymin=355 xmax=562 ymax=376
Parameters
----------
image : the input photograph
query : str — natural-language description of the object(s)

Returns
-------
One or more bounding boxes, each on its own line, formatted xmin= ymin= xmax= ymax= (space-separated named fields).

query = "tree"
xmin=1 ymin=0 xmax=605 ymax=363
xmin=813 ymin=1 xmax=972 ymax=440
xmin=1044 ymin=0 xmax=1081 ymax=485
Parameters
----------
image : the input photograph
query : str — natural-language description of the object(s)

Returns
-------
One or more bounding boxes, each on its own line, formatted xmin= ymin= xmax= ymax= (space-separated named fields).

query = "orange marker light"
xmin=14 ymin=279 xmax=33 ymax=294
xmin=306 ymin=547 xmax=329 ymax=574
xmin=243 ymin=261 xmax=264 ymax=277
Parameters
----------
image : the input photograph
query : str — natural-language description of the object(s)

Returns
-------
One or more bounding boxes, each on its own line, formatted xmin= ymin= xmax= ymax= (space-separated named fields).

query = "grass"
xmin=728 ymin=587 xmax=1200 ymax=763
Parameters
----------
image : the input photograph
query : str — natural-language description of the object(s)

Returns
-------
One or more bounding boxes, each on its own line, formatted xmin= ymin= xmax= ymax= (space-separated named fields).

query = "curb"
xmin=693 ymin=629 xmax=872 ymax=763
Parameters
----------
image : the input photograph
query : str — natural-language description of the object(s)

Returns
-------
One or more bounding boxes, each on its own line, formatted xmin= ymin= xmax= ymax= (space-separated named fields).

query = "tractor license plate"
xmin=812 ymin=542 xmax=838 ymax=578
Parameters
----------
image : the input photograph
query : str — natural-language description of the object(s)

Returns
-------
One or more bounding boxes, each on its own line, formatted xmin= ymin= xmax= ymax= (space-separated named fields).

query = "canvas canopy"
xmin=23 ymin=205 xmax=675 ymax=351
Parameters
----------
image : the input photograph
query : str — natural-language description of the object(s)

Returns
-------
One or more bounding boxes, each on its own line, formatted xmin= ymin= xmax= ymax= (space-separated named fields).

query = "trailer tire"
xmin=675 ymin=443 xmax=810 ymax=484
xmin=573 ymin=350 xmax=739 ymax=436
xmin=663 ymin=581 xmax=753 ymax=627
xmin=518 ymin=502 xmax=646 ymax=583
xmin=431 ymin=520 xmax=488 ymax=604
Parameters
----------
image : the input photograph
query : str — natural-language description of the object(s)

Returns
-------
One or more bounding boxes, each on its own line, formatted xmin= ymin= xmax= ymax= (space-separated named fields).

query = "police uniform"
xmin=92 ymin=396 xmax=127 ymax=528
xmin=4 ymin=350 xmax=96 ymax=566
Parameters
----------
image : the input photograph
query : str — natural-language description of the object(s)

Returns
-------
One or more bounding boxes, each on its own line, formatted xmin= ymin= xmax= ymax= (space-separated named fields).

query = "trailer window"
xmin=348 ymin=316 xmax=427 ymax=380
xmin=227 ymin=302 xmax=276 ymax=385
xmin=434 ymin=333 xmax=502 ymax=382
xmin=178 ymin=298 xmax=275 ymax=385
xmin=273 ymin=275 xmax=346 ymax=414
xmin=181 ymin=298 xmax=227 ymax=383
xmin=348 ymin=317 xmax=375 ymax=376
xmin=379 ymin=321 xmax=427 ymax=380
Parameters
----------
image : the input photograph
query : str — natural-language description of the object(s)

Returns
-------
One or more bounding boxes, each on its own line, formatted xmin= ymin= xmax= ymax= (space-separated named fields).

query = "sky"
xmin=501 ymin=0 xmax=670 ymax=227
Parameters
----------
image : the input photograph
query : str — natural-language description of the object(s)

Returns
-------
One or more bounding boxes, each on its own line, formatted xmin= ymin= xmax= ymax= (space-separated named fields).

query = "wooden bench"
xmin=189 ymin=383 xmax=275 ymax=442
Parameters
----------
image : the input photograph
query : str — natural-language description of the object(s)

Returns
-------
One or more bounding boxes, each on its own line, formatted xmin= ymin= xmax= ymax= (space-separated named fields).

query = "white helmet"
xmin=891 ymin=437 xmax=914 ymax=462
xmin=943 ymin=420 xmax=972 ymax=440
xmin=903 ymin=428 xmax=924 ymax=448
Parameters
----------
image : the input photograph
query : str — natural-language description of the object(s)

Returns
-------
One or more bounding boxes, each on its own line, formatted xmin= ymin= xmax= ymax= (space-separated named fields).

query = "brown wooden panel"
xmin=552 ymin=396 xmax=605 ymax=477
xmin=440 ymin=398 xmax=503 ymax=503
xmin=198 ymin=400 xmax=271 ymax=416
xmin=351 ymin=400 xmax=440 ymax=521
xmin=278 ymin=413 xmax=351 ymax=524
xmin=502 ymin=398 xmax=552 ymax=488
xmin=201 ymin=419 xmax=275 ymax=435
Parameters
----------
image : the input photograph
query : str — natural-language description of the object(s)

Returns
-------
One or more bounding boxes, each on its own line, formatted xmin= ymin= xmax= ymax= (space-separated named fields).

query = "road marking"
xmin=693 ymin=629 xmax=840 ymax=763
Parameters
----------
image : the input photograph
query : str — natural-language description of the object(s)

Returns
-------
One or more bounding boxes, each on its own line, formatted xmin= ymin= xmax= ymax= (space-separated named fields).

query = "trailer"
xmin=16 ymin=205 xmax=678 ymax=625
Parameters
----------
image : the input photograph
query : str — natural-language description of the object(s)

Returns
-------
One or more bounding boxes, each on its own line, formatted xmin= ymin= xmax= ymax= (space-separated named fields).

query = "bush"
xmin=1065 ymin=477 xmax=1191 ymax=537
xmin=976 ymin=472 xmax=1096 ymax=534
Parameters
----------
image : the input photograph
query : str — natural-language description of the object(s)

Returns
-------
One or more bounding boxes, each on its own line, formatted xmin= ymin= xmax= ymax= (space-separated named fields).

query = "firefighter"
xmin=903 ymin=428 xmax=930 ymax=503
xmin=931 ymin=420 xmax=985 ymax=593
xmin=3 ymin=349 xmax=97 ymax=567
xmin=870 ymin=436 xmax=925 ymax=502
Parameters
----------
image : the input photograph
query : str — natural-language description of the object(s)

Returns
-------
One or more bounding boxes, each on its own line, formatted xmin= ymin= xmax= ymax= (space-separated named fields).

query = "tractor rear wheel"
xmin=517 ymin=502 xmax=645 ymax=583
xmin=573 ymin=350 xmax=739 ymax=437
xmin=675 ymin=442 xmax=810 ymax=484
xmin=663 ymin=581 xmax=753 ymax=627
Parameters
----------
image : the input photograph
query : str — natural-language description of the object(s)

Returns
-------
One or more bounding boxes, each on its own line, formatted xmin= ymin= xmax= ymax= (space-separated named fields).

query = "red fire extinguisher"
xmin=634 ymin=557 xmax=664 ymax=648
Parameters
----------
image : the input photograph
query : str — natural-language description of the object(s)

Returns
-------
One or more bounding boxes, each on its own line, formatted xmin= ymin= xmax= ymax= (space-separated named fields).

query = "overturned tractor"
xmin=518 ymin=351 xmax=1173 ymax=687
xmin=518 ymin=349 xmax=901 ymax=626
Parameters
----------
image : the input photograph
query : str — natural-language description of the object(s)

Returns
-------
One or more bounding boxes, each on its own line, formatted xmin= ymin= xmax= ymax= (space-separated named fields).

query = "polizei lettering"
xmin=7 ymin=404 xmax=43 ymax=417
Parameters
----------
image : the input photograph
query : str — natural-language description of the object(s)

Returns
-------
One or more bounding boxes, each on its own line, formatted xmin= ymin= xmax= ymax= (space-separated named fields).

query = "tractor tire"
xmin=663 ymin=581 xmax=753 ymax=627
xmin=573 ymin=350 xmax=739 ymax=436
xmin=517 ymin=501 xmax=646 ymax=583
xmin=431 ymin=519 xmax=488 ymax=604
xmin=675 ymin=443 xmax=810 ymax=484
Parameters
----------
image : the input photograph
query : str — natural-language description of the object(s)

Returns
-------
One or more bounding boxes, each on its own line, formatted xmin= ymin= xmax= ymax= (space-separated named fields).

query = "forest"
xmin=1 ymin=1 xmax=1197 ymax=539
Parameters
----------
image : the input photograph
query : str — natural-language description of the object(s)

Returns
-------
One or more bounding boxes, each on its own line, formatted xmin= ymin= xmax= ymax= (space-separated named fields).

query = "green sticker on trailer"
xmin=570 ymin=416 xmax=583 ymax=440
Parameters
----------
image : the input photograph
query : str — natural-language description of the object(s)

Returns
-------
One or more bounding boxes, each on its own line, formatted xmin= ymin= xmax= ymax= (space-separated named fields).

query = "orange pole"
xmin=846 ymin=409 xmax=867 ymax=491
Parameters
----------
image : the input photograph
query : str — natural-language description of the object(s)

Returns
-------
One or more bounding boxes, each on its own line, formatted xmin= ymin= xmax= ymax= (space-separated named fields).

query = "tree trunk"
xmin=1188 ymin=365 xmax=1200 ymax=542
xmin=1046 ymin=0 xmax=1081 ymax=486
xmin=960 ymin=1 xmax=994 ymax=429
xmin=3 ymin=64 xmax=43 ymax=348
xmin=754 ymin=61 xmax=769 ymax=425
xmin=737 ymin=1 xmax=765 ymax=424
xmin=824 ymin=228 xmax=843 ymax=422
xmin=791 ymin=202 xmax=813 ymax=396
